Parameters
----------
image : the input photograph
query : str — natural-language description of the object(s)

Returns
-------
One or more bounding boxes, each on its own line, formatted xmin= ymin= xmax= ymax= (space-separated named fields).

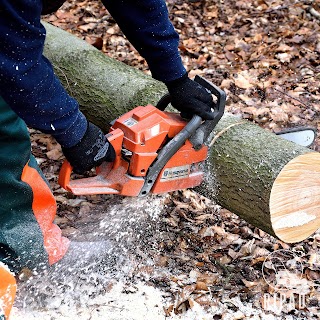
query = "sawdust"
xmin=11 ymin=196 xmax=169 ymax=319
xmin=13 ymin=129 xmax=319 ymax=319
xmin=10 ymin=187 xmax=319 ymax=319
xmin=12 ymin=281 xmax=167 ymax=320
xmin=10 ymin=195 xmax=215 ymax=320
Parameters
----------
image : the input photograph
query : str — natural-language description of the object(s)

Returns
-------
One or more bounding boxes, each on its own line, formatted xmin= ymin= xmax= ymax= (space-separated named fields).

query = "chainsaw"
xmin=58 ymin=76 xmax=226 ymax=197
xmin=58 ymin=75 xmax=316 ymax=197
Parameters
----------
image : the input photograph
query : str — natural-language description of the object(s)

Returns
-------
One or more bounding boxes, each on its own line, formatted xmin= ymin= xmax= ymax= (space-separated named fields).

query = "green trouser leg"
xmin=0 ymin=96 xmax=69 ymax=271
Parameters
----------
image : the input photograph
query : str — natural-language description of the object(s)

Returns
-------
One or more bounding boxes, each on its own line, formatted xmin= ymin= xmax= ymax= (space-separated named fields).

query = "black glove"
xmin=165 ymin=73 xmax=215 ymax=120
xmin=62 ymin=122 xmax=115 ymax=174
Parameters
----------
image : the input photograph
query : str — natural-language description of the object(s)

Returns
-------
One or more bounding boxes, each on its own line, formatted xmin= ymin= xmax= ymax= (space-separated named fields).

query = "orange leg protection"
xmin=21 ymin=163 xmax=70 ymax=265
xmin=0 ymin=263 xmax=16 ymax=320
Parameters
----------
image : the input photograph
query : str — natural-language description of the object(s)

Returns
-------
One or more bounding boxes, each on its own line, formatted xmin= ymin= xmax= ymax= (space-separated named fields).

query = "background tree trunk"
xmin=43 ymin=22 xmax=320 ymax=243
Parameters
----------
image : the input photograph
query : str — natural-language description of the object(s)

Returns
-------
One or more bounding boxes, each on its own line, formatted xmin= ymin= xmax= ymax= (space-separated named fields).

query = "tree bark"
xmin=43 ymin=22 xmax=320 ymax=243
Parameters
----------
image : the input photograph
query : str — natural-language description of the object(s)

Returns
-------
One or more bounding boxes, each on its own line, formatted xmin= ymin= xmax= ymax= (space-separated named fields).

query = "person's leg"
xmin=0 ymin=96 xmax=69 ymax=318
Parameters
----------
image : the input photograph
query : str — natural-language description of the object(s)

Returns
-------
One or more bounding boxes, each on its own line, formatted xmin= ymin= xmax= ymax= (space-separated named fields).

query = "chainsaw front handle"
xmin=156 ymin=75 xmax=226 ymax=150
xmin=156 ymin=93 xmax=171 ymax=111
xmin=190 ymin=76 xmax=226 ymax=150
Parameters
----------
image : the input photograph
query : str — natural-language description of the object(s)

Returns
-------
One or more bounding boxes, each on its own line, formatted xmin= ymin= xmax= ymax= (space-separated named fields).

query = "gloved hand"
xmin=165 ymin=73 xmax=215 ymax=120
xmin=62 ymin=122 xmax=115 ymax=174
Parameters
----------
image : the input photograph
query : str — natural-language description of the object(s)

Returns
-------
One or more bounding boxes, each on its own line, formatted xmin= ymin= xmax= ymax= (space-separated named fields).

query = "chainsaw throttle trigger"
xmin=189 ymin=76 xmax=226 ymax=150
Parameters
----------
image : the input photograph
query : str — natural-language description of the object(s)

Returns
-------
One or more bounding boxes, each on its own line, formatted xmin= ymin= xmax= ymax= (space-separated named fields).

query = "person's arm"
xmin=102 ymin=0 xmax=215 ymax=120
xmin=101 ymin=0 xmax=186 ymax=83
xmin=0 ymin=0 xmax=87 ymax=148
xmin=0 ymin=0 xmax=114 ymax=173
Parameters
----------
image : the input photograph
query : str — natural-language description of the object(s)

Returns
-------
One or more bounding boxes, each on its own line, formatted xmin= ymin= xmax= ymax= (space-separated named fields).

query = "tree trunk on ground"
xmin=195 ymin=115 xmax=320 ymax=243
xmin=43 ymin=22 xmax=320 ymax=243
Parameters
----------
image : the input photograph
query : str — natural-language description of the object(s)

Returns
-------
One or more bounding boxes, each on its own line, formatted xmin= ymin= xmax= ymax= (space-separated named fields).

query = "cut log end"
xmin=270 ymin=152 xmax=320 ymax=243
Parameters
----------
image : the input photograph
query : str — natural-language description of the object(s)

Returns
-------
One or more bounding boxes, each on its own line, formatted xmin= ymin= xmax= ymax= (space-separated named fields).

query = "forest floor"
xmin=12 ymin=0 xmax=320 ymax=319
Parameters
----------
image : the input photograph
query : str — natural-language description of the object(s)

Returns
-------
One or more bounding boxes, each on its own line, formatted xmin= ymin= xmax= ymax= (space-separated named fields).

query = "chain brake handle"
xmin=156 ymin=75 xmax=226 ymax=150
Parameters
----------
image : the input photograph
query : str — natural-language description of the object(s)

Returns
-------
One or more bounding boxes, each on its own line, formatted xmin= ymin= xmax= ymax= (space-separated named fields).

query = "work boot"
xmin=0 ymin=262 xmax=16 ymax=320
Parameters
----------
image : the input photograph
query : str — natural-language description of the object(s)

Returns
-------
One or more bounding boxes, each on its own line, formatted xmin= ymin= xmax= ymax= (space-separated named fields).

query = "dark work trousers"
xmin=0 ymin=96 xmax=69 ymax=273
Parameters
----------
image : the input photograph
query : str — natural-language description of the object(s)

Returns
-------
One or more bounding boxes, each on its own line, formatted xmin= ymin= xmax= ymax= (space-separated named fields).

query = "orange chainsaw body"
xmin=59 ymin=104 xmax=208 ymax=196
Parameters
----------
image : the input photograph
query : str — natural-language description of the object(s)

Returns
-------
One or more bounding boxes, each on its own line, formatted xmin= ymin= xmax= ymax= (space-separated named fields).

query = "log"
xmin=195 ymin=116 xmax=320 ymax=243
xmin=43 ymin=22 xmax=320 ymax=243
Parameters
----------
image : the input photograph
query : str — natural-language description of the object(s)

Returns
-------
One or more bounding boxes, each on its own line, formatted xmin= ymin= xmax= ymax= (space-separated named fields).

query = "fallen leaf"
xmin=195 ymin=281 xmax=209 ymax=291
xmin=46 ymin=148 xmax=63 ymax=160
xmin=175 ymin=284 xmax=197 ymax=310
xmin=234 ymin=71 xmax=254 ymax=89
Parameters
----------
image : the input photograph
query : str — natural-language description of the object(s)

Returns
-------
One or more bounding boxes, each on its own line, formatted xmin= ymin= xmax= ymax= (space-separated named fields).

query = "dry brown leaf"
xmin=305 ymin=269 xmax=320 ymax=282
xmin=46 ymin=148 xmax=63 ymax=160
xmin=195 ymin=281 xmax=209 ymax=291
xmin=228 ymin=248 xmax=240 ymax=259
xmin=239 ymin=239 xmax=256 ymax=256
xmin=271 ymin=107 xmax=289 ymax=123
xmin=276 ymin=52 xmax=292 ymax=63
xmin=195 ymin=214 xmax=214 ymax=224
xmin=217 ymin=255 xmax=232 ymax=265
xmin=242 ymin=278 xmax=260 ymax=288
xmin=106 ymin=26 xmax=117 ymax=35
xmin=308 ymin=252 xmax=320 ymax=270
xmin=194 ymin=294 xmax=212 ymax=307
xmin=78 ymin=23 xmax=96 ymax=31
xmin=234 ymin=72 xmax=253 ymax=89
xmin=153 ymin=255 xmax=169 ymax=267
xmin=163 ymin=304 xmax=174 ymax=317
xmin=197 ymin=272 xmax=219 ymax=286
xmin=175 ymin=284 xmax=197 ymax=309
xmin=276 ymin=44 xmax=293 ymax=52
xmin=55 ymin=11 xmax=75 ymax=20
xmin=242 ymin=106 xmax=258 ymax=119
xmin=85 ymin=36 xmax=103 ymax=49
xmin=220 ymin=79 xmax=233 ymax=89
xmin=252 ymin=246 xmax=270 ymax=258
xmin=251 ymin=256 xmax=266 ymax=265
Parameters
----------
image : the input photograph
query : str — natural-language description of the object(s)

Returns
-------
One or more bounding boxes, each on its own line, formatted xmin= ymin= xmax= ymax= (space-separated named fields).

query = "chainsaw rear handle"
xmin=58 ymin=129 xmax=124 ymax=192
xmin=156 ymin=75 xmax=226 ymax=150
